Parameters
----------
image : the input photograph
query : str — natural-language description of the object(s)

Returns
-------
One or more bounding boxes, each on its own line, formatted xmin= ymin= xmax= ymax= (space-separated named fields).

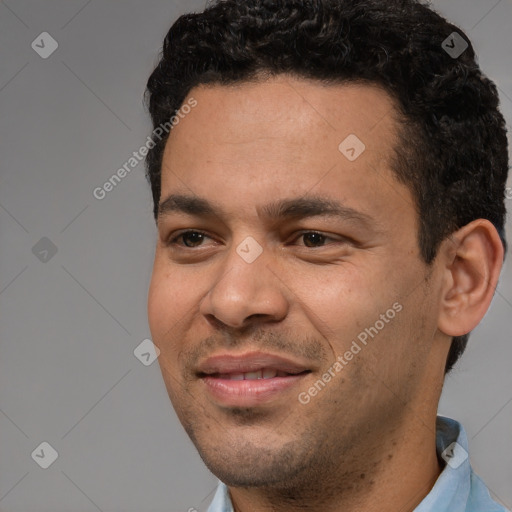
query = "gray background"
xmin=0 ymin=1 xmax=510 ymax=511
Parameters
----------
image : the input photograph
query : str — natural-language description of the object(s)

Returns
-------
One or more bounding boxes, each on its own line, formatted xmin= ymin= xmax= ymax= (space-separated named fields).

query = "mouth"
xmin=196 ymin=351 xmax=312 ymax=407
xmin=209 ymin=368 xmax=304 ymax=380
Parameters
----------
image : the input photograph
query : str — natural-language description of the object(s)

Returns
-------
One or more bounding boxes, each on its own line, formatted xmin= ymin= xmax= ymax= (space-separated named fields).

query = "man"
xmin=144 ymin=0 xmax=510 ymax=510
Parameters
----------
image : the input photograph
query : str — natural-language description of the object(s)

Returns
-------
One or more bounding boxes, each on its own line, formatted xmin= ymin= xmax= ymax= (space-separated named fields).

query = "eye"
xmin=166 ymin=230 xmax=345 ymax=250
xmin=294 ymin=231 xmax=338 ymax=248
xmin=167 ymin=230 xmax=211 ymax=248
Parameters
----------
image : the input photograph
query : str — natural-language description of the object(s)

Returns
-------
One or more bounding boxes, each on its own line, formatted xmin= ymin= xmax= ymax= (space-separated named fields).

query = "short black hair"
xmin=144 ymin=0 xmax=509 ymax=373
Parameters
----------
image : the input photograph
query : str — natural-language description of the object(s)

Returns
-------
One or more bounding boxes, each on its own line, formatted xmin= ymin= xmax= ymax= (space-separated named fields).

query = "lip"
xmin=197 ymin=351 xmax=311 ymax=407
xmin=197 ymin=351 xmax=311 ymax=375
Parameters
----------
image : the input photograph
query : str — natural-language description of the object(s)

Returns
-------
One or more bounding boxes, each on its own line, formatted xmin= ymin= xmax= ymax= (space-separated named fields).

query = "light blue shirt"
xmin=207 ymin=416 xmax=509 ymax=512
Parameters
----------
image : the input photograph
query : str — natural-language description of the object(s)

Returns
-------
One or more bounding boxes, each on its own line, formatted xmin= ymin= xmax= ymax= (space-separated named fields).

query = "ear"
xmin=437 ymin=219 xmax=504 ymax=337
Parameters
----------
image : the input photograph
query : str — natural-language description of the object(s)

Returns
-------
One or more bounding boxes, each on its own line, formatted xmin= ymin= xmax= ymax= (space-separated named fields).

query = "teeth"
xmin=244 ymin=370 xmax=262 ymax=380
xmin=222 ymin=369 xmax=283 ymax=380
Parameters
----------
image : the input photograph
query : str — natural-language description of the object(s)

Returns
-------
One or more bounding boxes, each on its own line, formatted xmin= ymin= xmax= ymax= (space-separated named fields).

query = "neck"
xmin=229 ymin=413 xmax=442 ymax=512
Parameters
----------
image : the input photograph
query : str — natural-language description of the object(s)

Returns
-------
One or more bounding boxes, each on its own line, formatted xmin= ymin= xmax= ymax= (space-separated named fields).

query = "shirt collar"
xmin=414 ymin=415 xmax=471 ymax=512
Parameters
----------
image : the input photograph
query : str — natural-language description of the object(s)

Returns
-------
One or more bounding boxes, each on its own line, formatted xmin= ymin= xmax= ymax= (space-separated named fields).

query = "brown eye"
xmin=301 ymin=232 xmax=328 ymax=247
xmin=181 ymin=231 xmax=206 ymax=247
xmin=167 ymin=230 xmax=210 ymax=248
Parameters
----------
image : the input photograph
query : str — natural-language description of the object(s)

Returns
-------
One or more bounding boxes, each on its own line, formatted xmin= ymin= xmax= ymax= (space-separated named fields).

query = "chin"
xmin=190 ymin=430 xmax=312 ymax=489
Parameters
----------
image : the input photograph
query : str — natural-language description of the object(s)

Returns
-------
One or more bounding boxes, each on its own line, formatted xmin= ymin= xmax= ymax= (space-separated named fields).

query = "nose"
xmin=199 ymin=240 xmax=289 ymax=330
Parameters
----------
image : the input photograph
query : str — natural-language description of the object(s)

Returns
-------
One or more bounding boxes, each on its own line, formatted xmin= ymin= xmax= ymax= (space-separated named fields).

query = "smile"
xmin=197 ymin=351 xmax=312 ymax=407
xmin=215 ymin=369 xmax=293 ymax=380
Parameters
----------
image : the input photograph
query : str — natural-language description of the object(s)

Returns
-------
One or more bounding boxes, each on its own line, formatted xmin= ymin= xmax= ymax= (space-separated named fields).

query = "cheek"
xmin=147 ymin=258 xmax=197 ymax=348
xmin=278 ymin=268 xmax=373 ymax=367
xmin=293 ymin=263 xmax=383 ymax=334
xmin=147 ymin=268 xmax=170 ymax=336
xmin=296 ymin=260 xmax=418 ymax=365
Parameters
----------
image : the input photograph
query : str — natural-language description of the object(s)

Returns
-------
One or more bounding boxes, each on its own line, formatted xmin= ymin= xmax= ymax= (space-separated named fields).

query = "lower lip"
xmin=201 ymin=374 xmax=308 ymax=407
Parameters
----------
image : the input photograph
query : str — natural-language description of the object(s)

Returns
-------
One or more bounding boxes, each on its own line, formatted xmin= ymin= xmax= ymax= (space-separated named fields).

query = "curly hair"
xmin=145 ymin=0 xmax=509 ymax=373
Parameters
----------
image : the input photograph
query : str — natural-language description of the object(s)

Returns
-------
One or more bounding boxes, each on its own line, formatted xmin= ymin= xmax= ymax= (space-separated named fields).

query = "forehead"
xmin=168 ymin=76 xmax=398 ymax=150
xmin=159 ymin=76 xmax=411 ymax=229
xmin=163 ymin=76 xmax=400 ymax=174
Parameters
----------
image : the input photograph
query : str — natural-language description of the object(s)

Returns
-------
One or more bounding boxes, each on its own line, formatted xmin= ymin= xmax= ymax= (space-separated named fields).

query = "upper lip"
xmin=196 ymin=351 xmax=311 ymax=376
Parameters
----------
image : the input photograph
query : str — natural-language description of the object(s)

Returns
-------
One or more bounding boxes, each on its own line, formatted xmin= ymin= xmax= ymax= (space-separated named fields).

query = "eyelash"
xmin=166 ymin=230 xmax=341 ymax=248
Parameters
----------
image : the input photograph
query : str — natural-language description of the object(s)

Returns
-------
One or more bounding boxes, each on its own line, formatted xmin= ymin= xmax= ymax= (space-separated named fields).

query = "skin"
xmin=147 ymin=76 xmax=503 ymax=511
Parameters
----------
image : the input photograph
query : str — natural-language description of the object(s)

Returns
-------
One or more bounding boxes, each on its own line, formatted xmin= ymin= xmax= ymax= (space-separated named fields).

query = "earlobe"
xmin=437 ymin=219 xmax=504 ymax=337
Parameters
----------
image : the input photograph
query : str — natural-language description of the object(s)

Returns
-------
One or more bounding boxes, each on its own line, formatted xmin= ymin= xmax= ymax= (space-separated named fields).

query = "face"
xmin=147 ymin=77 xmax=448 ymax=491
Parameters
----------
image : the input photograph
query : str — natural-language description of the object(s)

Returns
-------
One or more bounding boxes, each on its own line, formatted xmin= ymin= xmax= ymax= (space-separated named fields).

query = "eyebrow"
xmin=158 ymin=193 xmax=375 ymax=228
